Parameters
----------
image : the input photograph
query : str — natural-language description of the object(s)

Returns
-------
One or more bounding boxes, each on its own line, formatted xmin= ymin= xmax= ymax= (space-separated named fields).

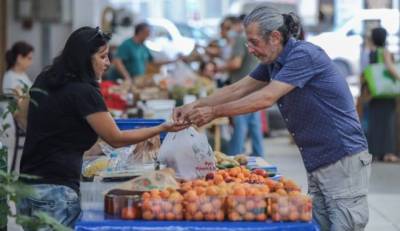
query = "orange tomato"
xmin=121 ymin=207 xmax=136 ymax=220
xmin=244 ymin=212 xmax=255 ymax=221
xmin=256 ymin=213 xmax=267 ymax=221
xmin=201 ymin=202 xmax=213 ymax=213
xmin=156 ymin=212 xmax=165 ymax=220
xmin=173 ymin=203 xmax=183 ymax=214
xmin=185 ymin=190 xmax=198 ymax=202
xmin=150 ymin=189 xmax=160 ymax=197
xmin=228 ymin=211 xmax=241 ymax=221
xmin=142 ymin=192 xmax=151 ymax=200
xmin=166 ymin=212 xmax=176 ymax=221
xmin=245 ymin=200 xmax=255 ymax=210
xmin=233 ymin=187 xmax=246 ymax=197
xmin=161 ymin=201 xmax=173 ymax=211
xmin=194 ymin=211 xmax=204 ymax=220
xmin=142 ymin=210 xmax=154 ymax=220
xmin=211 ymin=198 xmax=222 ymax=209
xmin=206 ymin=186 xmax=219 ymax=196
xmin=216 ymin=210 xmax=225 ymax=221
xmin=205 ymin=213 xmax=216 ymax=221
xmin=186 ymin=202 xmax=198 ymax=214
xmin=160 ymin=190 xmax=170 ymax=199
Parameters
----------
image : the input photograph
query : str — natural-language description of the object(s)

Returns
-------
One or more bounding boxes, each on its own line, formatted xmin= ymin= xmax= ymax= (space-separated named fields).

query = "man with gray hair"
xmin=174 ymin=6 xmax=371 ymax=231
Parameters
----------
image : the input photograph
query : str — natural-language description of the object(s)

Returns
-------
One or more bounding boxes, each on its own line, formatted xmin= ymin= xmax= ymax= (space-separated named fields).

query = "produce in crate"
xmin=142 ymin=188 xmax=184 ymax=220
xmin=205 ymin=167 xmax=267 ymax=184
xmin=182 ymin=186 xmax=225 ymax=221
xmin=226 ymin=183 xmax=270 ymax=221
xmin=268 ymin=192 xmax=312 ymax=222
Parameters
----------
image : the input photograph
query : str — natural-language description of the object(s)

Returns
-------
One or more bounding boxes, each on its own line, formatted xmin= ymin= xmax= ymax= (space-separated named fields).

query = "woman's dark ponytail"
xmin=5 ymin=41 xmax=34 ymax=70
xmin=5 ymin=50 xmax=16 ymax=70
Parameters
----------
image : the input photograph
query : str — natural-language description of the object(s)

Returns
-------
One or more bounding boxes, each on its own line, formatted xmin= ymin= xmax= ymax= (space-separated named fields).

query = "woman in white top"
xmin=1 ymin=42 xmax=33 ymax=172
xmin=2 ymin=41 xmax=34 ymax=96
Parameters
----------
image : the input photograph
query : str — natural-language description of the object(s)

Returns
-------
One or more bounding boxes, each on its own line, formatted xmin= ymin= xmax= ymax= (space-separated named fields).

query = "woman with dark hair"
xmin=174 ymin=6 xmax=370 ymax=231
xmin=17 ymin=26 xmax=188 ymax=229
xmin=366 ymin=27 xmax=400 ymax=162
xmin=2 ymin=41 xmax=34 ymax=95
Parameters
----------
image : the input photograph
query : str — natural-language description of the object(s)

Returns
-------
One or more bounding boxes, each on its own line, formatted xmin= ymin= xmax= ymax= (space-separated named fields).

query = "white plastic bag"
xmin=99 ymin=142 xmax=135 ymax=171
xmin=158 ymin=127 xmax=216 ymax=180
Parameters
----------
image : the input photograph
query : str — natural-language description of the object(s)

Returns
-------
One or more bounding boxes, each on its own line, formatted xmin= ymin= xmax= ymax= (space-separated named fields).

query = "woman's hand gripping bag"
xmin=158 ymin=127 xmax=216 ymax=180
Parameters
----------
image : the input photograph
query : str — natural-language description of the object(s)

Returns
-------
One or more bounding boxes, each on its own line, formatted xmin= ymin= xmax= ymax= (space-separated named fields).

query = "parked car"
xmin=145 ymin=18 xmax=197 ymax=61
xmin=175 ymin=22 xmax=210 ymax=47
xmin=307 ymin=9 xmax=400 ymax=78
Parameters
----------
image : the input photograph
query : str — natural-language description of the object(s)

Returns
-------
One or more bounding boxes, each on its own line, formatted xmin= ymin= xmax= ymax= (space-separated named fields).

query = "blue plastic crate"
xmin=115 ymin=119 xmax=166 ymax=142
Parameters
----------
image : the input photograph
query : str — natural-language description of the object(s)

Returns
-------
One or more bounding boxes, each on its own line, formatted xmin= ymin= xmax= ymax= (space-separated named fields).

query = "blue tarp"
xmin=75 ymin=210 xmax=320 ymax=231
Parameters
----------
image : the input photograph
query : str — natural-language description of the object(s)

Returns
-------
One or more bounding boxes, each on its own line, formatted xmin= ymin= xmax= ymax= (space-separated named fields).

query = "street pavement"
xmin=261 ymin=135 xmax=400 ymax=231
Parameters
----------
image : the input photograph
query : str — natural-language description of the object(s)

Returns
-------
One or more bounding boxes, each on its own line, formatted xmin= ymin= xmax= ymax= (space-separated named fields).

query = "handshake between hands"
xmin=161 ymin=104 xmax=217 ymax=132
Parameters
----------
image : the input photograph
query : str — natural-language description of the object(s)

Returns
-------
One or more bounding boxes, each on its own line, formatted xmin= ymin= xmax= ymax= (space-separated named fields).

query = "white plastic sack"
xmin=158 ymin=127 xmax=216 ymax=180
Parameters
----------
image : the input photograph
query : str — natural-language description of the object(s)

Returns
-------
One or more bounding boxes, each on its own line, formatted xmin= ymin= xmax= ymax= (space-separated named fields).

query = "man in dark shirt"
xmin=174 ymin=7 xmax=371 ymax=231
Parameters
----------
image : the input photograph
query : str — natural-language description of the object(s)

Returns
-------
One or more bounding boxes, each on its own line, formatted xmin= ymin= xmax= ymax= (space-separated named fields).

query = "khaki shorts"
xmin=307 ymin=151 xmax=372 ymax=231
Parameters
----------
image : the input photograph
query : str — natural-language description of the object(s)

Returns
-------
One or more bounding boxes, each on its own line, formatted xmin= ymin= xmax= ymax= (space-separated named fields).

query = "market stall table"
xmin=203 ymin=117 xmax=229 ymax=152
xmin=75 ymin=209 xmax=320 ymax=231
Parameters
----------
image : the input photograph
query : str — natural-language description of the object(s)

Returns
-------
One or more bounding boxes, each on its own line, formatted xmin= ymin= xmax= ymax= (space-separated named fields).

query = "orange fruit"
xmin=185 ymin=190 xmax=198 ymax=202
xmin=228 ymin=211 xmax=241 ymax=221
xmin=150 ymin=189 xmax=160 ymax=197
xmin=195 ymin=186 xmax=206 ymax=196
xmin=142 ymin=200 xmax=152 ymax=210
xmin=256 ymin=213 xmax=267 ymax=221
xmin=176 ymin=214 xmax=183 ymax=220
xmin=276 ymin=189 xmax=288 ymax=196
xmin=142 ymin=192 xmax=151 ymax=200
xmin=156 ymin=212 xmax=165 ymax=220
xmin=244 ymin=212 xmax=255 ymax=221
xmin=233 ymin=187 xmax=246 ymax=197
xmin=289 ymin=211 xmax=300 ymax=221
xmin=201 ymin=202 xmax=213 ymax=213
xmin=169 ymin=191 xmax=183 ymax=202
xmin=185 ymin=213 xmax=193 ymax=220
xmin=206 ymin=186 xmax=219 ymax=196
xmin=142 ymin=210 xmax=154 ymax=220
xmin=173 ymin=203 xmax=183 ymax=214
xmin=160 ymin=190 xmax=170 ymax=199
xmin=245 ymin=200 xmax=255 ymax=210
xmin=152 ymin=205 xmax=161 ymax=214
xmin=216 ymin=211 xmax=225 ymax=221
xmin=205 ymin=213 xmax=216 ymax=221
xmin=161 ymin=201 xmax=172 ymax=211
xmin=166 ymin=212 xmax=176 ymax=221
xmin=194 ymin=211 xmax=204 ymax=220
xmin=236 ymin=204 xmax=247 ymax=215
xmin=300 ymin=212 xmax=312 ymax=221
xmin=186 ymin=202 xmax=198 ymax=214
xmin=211 ymin=198 xmax=222 ymax=209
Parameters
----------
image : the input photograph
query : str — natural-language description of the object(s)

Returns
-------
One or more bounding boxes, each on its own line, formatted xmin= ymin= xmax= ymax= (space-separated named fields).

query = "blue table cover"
xmin=75 ymin=210 xmax=320 ymax=231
